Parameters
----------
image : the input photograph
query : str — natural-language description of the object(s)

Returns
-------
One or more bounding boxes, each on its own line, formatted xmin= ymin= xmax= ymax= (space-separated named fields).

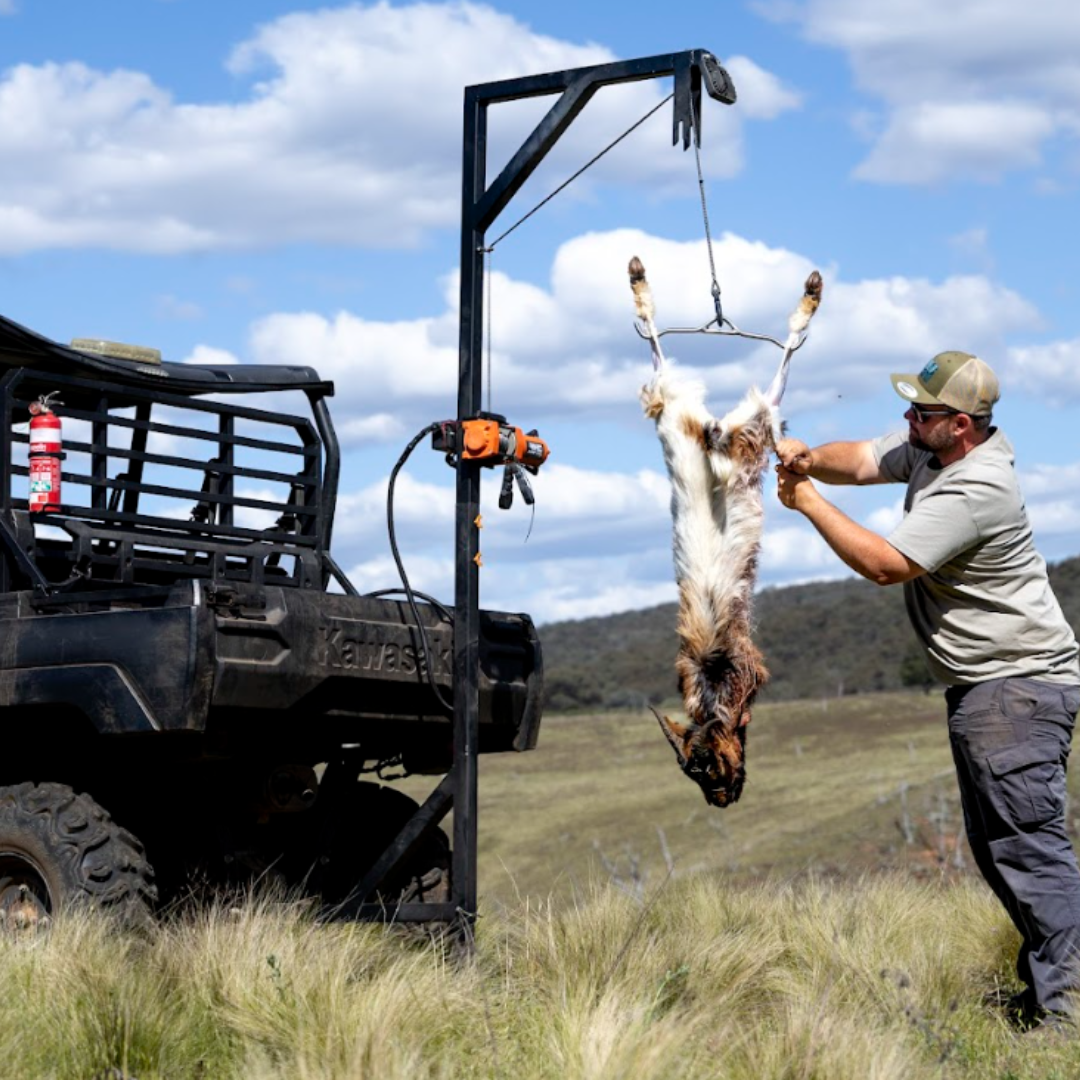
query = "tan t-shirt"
xmin=872 ymin=429 xmax=1080 ymax=687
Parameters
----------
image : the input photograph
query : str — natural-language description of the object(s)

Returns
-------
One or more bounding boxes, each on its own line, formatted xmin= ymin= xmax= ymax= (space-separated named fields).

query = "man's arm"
xmin=776 ymin=438 xmax=886 ymax=486
xmin=775 ymin=465 xmax=925 ymax=586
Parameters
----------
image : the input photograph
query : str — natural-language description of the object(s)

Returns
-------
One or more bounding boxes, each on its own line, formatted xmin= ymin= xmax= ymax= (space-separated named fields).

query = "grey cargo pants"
xmin=947 ymin=676 xmax=1080 ymax=1016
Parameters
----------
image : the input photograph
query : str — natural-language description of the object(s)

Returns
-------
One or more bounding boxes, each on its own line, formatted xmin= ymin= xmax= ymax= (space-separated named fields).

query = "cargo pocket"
xmin=987 ymin=741 xmax=1064 ymax=829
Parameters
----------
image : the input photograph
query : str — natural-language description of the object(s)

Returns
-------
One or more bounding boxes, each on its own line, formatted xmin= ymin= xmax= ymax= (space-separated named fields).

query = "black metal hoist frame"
xmin=444 ymin=49 xmax=737 ymax=927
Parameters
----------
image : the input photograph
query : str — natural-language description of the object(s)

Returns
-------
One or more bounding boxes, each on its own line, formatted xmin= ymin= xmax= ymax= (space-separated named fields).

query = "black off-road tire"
xmin=0 ymin=782 xmax=157 ymax=925
xmin=315 ymin=781 xmax=450 ymax=915
xmin=150 ymin=780 xmax=448 ymax=920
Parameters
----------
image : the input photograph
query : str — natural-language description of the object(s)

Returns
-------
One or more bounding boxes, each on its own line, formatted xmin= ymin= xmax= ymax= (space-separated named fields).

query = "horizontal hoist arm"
xmin=467 ymin=49 xmax=737 ymax=235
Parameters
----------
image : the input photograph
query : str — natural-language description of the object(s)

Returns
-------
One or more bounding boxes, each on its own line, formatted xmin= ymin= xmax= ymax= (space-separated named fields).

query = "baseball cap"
xmin=891 ymin=351 xmax=1000 ymax=417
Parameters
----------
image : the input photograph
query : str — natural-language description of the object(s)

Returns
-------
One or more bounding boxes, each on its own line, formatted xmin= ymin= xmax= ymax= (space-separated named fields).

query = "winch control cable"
xmin=382 ymin=422 xmax=454 ymax=716
xmin=364 ymin=588 xmax=452 ymax=626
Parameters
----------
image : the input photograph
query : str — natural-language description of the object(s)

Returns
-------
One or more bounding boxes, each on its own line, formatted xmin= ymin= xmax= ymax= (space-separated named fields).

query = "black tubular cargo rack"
xmin=0 ymin=329 xmax=342 ymax=600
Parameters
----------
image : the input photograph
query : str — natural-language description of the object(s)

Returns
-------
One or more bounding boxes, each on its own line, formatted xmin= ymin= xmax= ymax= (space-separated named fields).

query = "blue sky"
xmin=2 ymin=0 xmax=1079 ymax=622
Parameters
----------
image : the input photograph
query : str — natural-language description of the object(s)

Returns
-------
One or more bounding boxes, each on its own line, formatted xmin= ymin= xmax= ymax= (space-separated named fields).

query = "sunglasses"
xmin=908 ymin=403 xmax=960 ymax=423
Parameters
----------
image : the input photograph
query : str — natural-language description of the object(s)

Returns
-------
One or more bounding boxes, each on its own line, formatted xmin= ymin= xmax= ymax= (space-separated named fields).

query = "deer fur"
xmin=632 ymin=258 xmax=822 ymax=807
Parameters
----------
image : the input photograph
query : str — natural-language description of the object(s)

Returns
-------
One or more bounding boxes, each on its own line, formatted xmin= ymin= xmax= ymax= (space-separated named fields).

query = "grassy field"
xmin=1 ymin=875 xmax=1075 ymax=1078
xmin=8 ymin=690 xmax=1080 ymax=1078
xmin=404 ymin=690 xmax=979 ymax=905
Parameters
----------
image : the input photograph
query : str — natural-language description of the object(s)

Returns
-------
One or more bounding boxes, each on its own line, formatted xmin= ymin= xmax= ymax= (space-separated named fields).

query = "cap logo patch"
xmin=896 ymin=380 xmax=919 ymax=399
xmin=919 ymin=360 xmax=939 ymax=382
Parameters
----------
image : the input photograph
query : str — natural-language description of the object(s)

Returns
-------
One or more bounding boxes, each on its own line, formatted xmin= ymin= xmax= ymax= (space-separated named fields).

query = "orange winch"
xmin=432 ymin=413 xmax=550 ymax=511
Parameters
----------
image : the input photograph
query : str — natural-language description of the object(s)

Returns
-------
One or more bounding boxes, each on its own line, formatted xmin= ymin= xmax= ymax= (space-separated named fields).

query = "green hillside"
xmin=541 ymin=554 xmax=1080 ymax=710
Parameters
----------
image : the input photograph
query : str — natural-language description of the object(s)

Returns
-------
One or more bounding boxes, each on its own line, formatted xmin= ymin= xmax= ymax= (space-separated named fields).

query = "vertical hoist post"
xmin=453 ymin=85 xmax=487 ymax=928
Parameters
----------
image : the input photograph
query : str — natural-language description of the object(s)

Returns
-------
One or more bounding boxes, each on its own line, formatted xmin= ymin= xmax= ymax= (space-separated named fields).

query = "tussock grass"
xmin=0 ymin=874 xmax=1075 ymax=1079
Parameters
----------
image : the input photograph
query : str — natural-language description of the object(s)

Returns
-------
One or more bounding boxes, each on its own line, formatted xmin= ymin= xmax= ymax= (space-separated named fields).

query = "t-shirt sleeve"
xmin=872 ymin=432 xmax=918 ymax=483
xmin=887 ymin=485 xmax=980 ymax=573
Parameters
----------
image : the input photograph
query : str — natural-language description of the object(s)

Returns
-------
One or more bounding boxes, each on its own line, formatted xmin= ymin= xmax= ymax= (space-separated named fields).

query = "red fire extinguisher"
xmin=28 ymin=393 xmax=63 ymax=513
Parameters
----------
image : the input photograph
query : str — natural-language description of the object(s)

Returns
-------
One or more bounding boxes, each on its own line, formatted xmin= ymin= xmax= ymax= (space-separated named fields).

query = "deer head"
xmin=653 ymin=710 xmax=748 ymax=807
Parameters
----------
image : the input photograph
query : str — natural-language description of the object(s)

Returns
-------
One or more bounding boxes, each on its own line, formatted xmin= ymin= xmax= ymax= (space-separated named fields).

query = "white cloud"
xmin=865 ymin=498 xmax=905 ymax=535
xmin=335 ymin=472 xmax=455 ymax=547
xmin=513 ymin=462 xmax=669 ymax=547
xmin=518 ymin=567 xmax=677 ymax=623
xmin=182 ymin=345 xmax=239 ymax=365
xmin=248 ymin=309 xmax=459 ymax=416
xmin=337 ymin=414 xmax=407 ymax=446
xmin=1007 ymin=461 xmax=1080 ymax=553
xmin=854 ymin=102 xmax=1055 ymax=184
xmin=1004 ymin=337 xmax=1080 ymax=402
xmin=345 ymin=546 xmax=672 ymax=624
xmin=760 ymin=523 xmax=835 ymax=574
xmin=344 ymin=553 xmax=456 ymax=598
xmin=0 ymin=0 xmax=17 ymax=14
xmin=759 ymin=0 xmax=1080 ymax=184
xmin=1019 ymin=460 xmax=1080 ymax=499
xmin=1028 ymin=498 xmax=1080 ymax=536
xmin=0 ymin=4 xmax=792 ymax=254
xmin=333 ymin=460 xmax=670 ymax=572
xmin=722 ymin=56 xmax=802 ymax=120
xmin=233 ymin=487 xmax=285 ymax=531
xmin=228 ymin=227 xmax=1039 ymax=440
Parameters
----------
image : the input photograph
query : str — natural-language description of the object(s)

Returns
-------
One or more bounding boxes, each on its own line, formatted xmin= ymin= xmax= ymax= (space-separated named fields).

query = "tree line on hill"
xmin=539 ymin=555 xmax=1080 ymax=711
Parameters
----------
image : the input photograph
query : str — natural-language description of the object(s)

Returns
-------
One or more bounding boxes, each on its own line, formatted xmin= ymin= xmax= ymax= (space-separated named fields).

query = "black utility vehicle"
xmin=0 ymin=315 xmax=541 ymax=924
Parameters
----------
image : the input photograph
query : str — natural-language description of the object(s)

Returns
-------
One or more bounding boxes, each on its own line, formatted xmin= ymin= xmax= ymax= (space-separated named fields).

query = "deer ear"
xmin=651 ymin=708 xmax=691 ymax=764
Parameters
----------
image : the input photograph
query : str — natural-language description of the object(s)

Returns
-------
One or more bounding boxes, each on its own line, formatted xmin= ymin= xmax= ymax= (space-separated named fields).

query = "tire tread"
xmin=0 ymin=781 xmax=157 ymax=916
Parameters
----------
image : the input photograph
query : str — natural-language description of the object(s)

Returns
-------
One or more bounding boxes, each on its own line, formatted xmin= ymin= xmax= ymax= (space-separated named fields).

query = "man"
xmin=774 ymin=350 xmax=1080 ymax=1030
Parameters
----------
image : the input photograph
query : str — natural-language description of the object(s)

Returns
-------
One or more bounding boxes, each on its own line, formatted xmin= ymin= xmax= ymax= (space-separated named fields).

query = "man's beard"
xmin=908 ymin=424 xmax=958 ymax=456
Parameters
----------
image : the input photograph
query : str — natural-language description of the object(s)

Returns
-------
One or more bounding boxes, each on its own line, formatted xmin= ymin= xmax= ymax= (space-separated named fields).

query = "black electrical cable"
xmin=384 ymin=423 xmax=455 ymax=715
xmin=364 ymin=588 xmax=453 ymax=626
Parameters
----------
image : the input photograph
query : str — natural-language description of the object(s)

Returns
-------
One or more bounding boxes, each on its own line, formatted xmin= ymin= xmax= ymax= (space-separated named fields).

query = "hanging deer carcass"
xmin=631 ymin=257 xmax=822 ymax=806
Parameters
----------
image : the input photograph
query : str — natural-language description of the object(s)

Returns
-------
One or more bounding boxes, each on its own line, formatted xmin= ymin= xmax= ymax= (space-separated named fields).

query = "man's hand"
xmin=774 ymin=462 xmax=926 ymax=585
xmin=776 ymin=438 xmax=813 ymax=475
xmin=776 ymin=462 xmax=818 ymax=512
